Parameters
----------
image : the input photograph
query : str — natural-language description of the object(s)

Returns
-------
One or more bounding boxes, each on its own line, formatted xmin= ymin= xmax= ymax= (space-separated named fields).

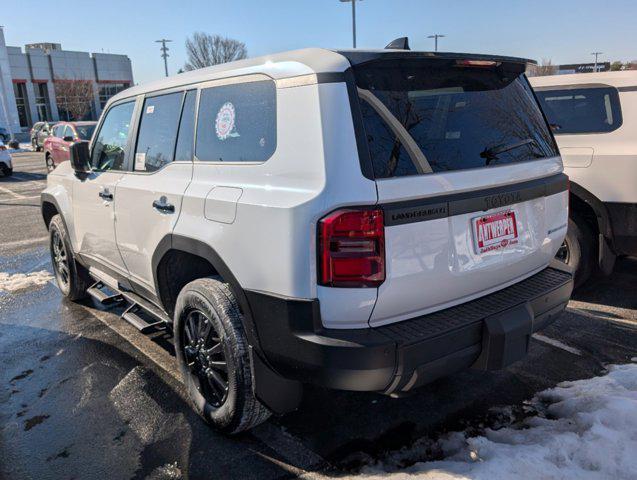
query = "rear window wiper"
xmin=480 ymin=138 xmax=537 ymax=164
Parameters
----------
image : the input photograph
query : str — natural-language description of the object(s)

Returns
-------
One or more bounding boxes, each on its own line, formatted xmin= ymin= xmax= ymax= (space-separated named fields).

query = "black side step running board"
xmin=87 ymin=280 xmax=170 ymax=333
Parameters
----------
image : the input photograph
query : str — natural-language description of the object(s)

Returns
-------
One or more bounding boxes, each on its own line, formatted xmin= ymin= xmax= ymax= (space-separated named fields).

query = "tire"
xmin=1 ymin=165 xmax=12 ymax=177
xmin=49 ymin=215 xmax=91 ymax=301
xmin=174 ymin=278 xmax=271 ymax=434
xmin=45 ymin=154 xmax=55 ymax=173
xmin=556 ymin=216 xmax=594 ymax=288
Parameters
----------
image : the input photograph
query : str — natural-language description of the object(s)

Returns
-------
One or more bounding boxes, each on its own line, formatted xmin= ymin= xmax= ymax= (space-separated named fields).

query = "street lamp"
xmin=339 ymin=0 xmax=362 ymax=48
xmin=427 ymin=34 xmax=445 ymax=52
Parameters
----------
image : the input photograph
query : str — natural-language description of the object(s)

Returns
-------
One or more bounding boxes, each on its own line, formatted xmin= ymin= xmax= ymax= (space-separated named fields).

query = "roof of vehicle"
xmin=108 ymin=47 xmax=535 ymax=106
xmin=529 ymin=70 xmax=637 ymax=89
xmin=53 ymin=121 xmax=97 ymax=126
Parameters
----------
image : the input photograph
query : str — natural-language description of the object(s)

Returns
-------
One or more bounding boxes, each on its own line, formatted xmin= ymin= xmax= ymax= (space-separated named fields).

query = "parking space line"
xmin=533 ymin=333 xmax=582 ymax=356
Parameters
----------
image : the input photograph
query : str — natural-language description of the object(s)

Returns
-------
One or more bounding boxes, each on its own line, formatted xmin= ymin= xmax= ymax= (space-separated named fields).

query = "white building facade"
xmin=0 ymin=28 xmax=133 ymax=135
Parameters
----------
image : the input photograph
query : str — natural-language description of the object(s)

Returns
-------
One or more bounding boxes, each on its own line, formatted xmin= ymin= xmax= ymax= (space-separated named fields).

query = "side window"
xmin=174 ymin=90 xmax=197 ymax=162
xmin=64 ymin=125 xmax=75 ymax=139
xmin=195 ymin=80 xmax=276 ymax=162
xmin=52 ymin=125 xmax=63 ymax=137
xmin=535 ymin=86 xmax=623 ymax=134
xmin=91 ymin=101 xmax=135 ymax=171
xmin=134 ymin=92 xmax=183 ymax=172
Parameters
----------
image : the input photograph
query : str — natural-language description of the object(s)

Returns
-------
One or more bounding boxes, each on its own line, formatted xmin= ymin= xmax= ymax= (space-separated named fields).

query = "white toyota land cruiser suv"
xmin=41 ymin=42 xmax=573 ymax=434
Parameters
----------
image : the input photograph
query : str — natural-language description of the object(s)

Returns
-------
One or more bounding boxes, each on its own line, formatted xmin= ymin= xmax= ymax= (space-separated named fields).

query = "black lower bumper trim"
xmin=246 ymin=266 xmax=573 ymax=395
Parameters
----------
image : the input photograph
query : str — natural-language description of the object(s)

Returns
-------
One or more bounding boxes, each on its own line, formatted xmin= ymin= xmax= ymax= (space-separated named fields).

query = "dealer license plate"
xmin=472 ymin=210 xmax=519 ymax=254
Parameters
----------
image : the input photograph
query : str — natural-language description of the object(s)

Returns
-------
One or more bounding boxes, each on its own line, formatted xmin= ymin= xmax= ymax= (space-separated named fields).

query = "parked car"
xmin=530 ymin=71 xmax=637 ymax=287
xmin=41 ymin=42 xmax=573 ymax=434
xmin=0 ymin=142 xmax=12 ymax=176
xmin=30 ymin=121 xmax=52 ymax=151
xmin=0 ymin=127 xmax=10 ymax=143
xmin=43 ymin=121 xmax=96 ymax=172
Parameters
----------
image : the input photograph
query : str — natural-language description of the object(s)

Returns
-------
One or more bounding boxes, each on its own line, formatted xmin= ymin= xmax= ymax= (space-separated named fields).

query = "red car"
xmin=44 ymin=121 xmax=97 ymax=172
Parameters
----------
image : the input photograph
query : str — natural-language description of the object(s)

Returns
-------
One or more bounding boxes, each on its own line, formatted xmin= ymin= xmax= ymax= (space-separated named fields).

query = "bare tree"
xmin=54 ymin=78 xmax=95 ymax=121
xmin=527 ymin=58 xmax=558 ymax=77
xmin=184 ymin=32 xmax=247 ymax=71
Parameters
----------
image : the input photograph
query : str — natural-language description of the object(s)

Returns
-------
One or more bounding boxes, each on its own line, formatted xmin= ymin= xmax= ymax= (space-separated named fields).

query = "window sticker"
xmin=134 ymin=152 xmax=146 ymax=170
xmin=146 ymin=105 xmax=155 ymax=114
xmin=215 ymin=102 xmax=240 ymax=140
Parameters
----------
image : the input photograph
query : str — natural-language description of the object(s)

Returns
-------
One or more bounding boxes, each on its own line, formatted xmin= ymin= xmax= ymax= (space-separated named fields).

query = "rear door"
xmin=114 ymin=90 xmax=196 ymax=296
xmin=349 ymin=58 xmax=569 ymax=326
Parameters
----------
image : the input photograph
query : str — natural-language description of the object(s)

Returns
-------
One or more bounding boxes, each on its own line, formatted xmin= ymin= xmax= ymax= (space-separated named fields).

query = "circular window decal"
xmin=215 ymin=102 xmax=237 ymax=140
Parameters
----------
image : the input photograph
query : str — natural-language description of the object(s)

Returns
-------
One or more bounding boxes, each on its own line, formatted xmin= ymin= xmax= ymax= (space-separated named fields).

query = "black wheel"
xmin=556 ymin=216 xmax=594 ymax=288
xmin=1 ymin=165 xmax=12 ymax=177
xmin=45 ymin=154 xmax=55 ymax=173
xmin=174 ymin=278 xmax=271 ymax=434
xmin=49 ymin=215 xmax=91 ymax=300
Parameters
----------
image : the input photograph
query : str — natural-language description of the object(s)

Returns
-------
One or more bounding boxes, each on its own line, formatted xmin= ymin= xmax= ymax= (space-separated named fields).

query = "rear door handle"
xmin=99 ymin=190 xmax=113 ymax=201
xmin=152 ymin=197 xmax=175 ymax=213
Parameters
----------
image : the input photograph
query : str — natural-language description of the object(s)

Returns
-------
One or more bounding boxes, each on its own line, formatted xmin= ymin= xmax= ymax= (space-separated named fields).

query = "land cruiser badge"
xmin=215 ymin=102 xmax=239 ymax=140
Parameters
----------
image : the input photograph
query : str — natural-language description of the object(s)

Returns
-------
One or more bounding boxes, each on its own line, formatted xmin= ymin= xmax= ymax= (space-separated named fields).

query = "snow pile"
xmin=360 ymin=362 xmax=637 ymax=480
xmin=0 ymin=270 xmax=53 ymax=293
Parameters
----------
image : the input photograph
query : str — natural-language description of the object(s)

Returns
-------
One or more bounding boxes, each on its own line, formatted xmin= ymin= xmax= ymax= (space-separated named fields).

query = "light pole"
xmin=591 ymin=51 xmax=603 ymax=72
xmin=155 ymin=39 xmax=172 ymax=77
xmin=427 ymin=34 xmax=445 ymax=52
xmin=340 ymin=0 xmax=362 ymax=48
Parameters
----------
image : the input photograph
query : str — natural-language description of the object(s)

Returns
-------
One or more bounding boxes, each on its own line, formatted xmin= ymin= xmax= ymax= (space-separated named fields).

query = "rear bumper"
xmin=246 ymin=266 xmax=573 ymax=396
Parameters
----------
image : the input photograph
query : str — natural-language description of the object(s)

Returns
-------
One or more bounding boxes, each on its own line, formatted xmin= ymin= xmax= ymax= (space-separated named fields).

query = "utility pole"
xmin=591 ymin=51 xmax=603 ymax=72
xmin=155 ymin=39 xmax=172 ymax=77
xmin=427 ymin=34 xmax=445 ymax=52
xmin=340 ymin=0 xmax=362 ymax=48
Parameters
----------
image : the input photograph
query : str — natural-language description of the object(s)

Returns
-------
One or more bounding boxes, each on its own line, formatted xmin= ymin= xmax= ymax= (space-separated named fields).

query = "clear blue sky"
xmin=5 ymin=0 xmax=637 ymax=84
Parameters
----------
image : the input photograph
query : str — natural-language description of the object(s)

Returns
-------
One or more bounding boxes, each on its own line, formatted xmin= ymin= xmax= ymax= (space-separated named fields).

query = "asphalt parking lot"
xmin=1 ymin=152 xmax=636 ymax=479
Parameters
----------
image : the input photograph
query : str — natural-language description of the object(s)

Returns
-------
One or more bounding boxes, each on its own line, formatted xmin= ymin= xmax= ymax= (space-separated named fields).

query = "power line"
xmin=155 ymin=39 xmax=173 ymax=77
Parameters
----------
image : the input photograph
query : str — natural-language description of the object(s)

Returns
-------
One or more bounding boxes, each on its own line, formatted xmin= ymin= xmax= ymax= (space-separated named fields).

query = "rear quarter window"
xmin=534 ymin=86 xmax=622 ymax=134
xmin=195 ymin=80 xmax=276 ymax=162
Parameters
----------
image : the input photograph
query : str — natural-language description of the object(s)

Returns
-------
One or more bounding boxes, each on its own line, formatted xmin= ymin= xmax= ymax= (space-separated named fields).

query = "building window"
xmin=98 ymin=83 xmax=130 ymax=109
xmin=13 ymin=82 xmax=31 ymax=127
xmin=34 ymin=83 xmax=51 ymax=122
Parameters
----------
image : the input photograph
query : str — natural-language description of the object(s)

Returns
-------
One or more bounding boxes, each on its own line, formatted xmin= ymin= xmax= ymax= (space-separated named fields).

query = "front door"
xmin=73 ymin=100 xmax=137 ymax=278
xmin=114 ymin=90 xmax=196 ymax=295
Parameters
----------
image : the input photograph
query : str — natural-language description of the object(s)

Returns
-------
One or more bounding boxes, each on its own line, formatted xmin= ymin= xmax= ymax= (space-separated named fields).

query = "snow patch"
xmin=359 ymin=362 xmax=637 ymax=480
xmin=0 ymin=270 xmax=54 ymax=293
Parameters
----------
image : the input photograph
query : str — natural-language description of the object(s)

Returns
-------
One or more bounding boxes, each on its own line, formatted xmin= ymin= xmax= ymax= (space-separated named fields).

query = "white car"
xmin=41 ymin=42 xmax=573 ymax=433
xmin=0 ymin=142 xmax=12 ymax=176
xmin=530 ymin=71 xmax=637 ymax=287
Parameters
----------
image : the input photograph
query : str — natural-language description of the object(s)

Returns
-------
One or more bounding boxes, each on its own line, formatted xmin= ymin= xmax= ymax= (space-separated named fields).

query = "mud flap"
xmin=249 ymin=346 xmax=302 ymax=414
xmin=471 ymin=303 xmax=534 ymax=371
xmin=598 ymin=233 xmax=616 ymax=276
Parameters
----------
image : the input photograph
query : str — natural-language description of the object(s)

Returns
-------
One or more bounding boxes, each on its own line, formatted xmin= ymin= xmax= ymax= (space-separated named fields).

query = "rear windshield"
xmin=75 ymin=124 xmax=96 ymax=140
xmin=352 ymin=60 xmax=559 ymax=179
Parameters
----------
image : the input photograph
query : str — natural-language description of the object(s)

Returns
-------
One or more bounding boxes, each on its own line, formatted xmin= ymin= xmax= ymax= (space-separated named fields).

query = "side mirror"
xmin=70 ymin=142 xmax=91 ymax=174
xmin=63 ymin=135 xmax=74 ymax=142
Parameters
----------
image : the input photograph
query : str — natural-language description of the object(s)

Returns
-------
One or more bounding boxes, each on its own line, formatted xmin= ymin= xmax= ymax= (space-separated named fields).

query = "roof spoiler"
xmin=385 ymin=37 xmax=410 ymax=50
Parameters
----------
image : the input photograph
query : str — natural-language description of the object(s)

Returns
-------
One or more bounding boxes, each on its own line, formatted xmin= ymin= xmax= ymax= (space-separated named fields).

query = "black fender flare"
xmin=151 ymin=234 xmax=261 ymax=353
xmin=569 ymin=181 xmax=613 ymax=241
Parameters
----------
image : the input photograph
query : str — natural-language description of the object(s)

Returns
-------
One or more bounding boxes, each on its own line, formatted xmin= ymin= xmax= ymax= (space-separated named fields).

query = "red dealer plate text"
xmin=472 ymin=210 xmax=519 ymax=254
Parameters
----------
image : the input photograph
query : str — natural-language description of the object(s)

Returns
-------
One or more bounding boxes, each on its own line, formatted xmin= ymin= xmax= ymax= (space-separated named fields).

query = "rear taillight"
xmin=455 ymin=59 xmax=500 ymax=68
xmin=318 ymin=208 xmax=385 ymax=288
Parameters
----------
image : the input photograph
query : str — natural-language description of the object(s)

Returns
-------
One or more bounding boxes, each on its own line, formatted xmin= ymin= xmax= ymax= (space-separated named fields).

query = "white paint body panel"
xmin=114 ymin=162 xmax=193 ymax=291
xmin=530 ymin=71 xmax=637 ymax=204
xmin=370 ymin=158 xmax=567 ymax=326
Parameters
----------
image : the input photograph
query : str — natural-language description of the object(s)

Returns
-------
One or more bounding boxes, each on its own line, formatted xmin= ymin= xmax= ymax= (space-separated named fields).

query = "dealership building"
xmin=0 ymin=27 xmax=133 ymax=135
